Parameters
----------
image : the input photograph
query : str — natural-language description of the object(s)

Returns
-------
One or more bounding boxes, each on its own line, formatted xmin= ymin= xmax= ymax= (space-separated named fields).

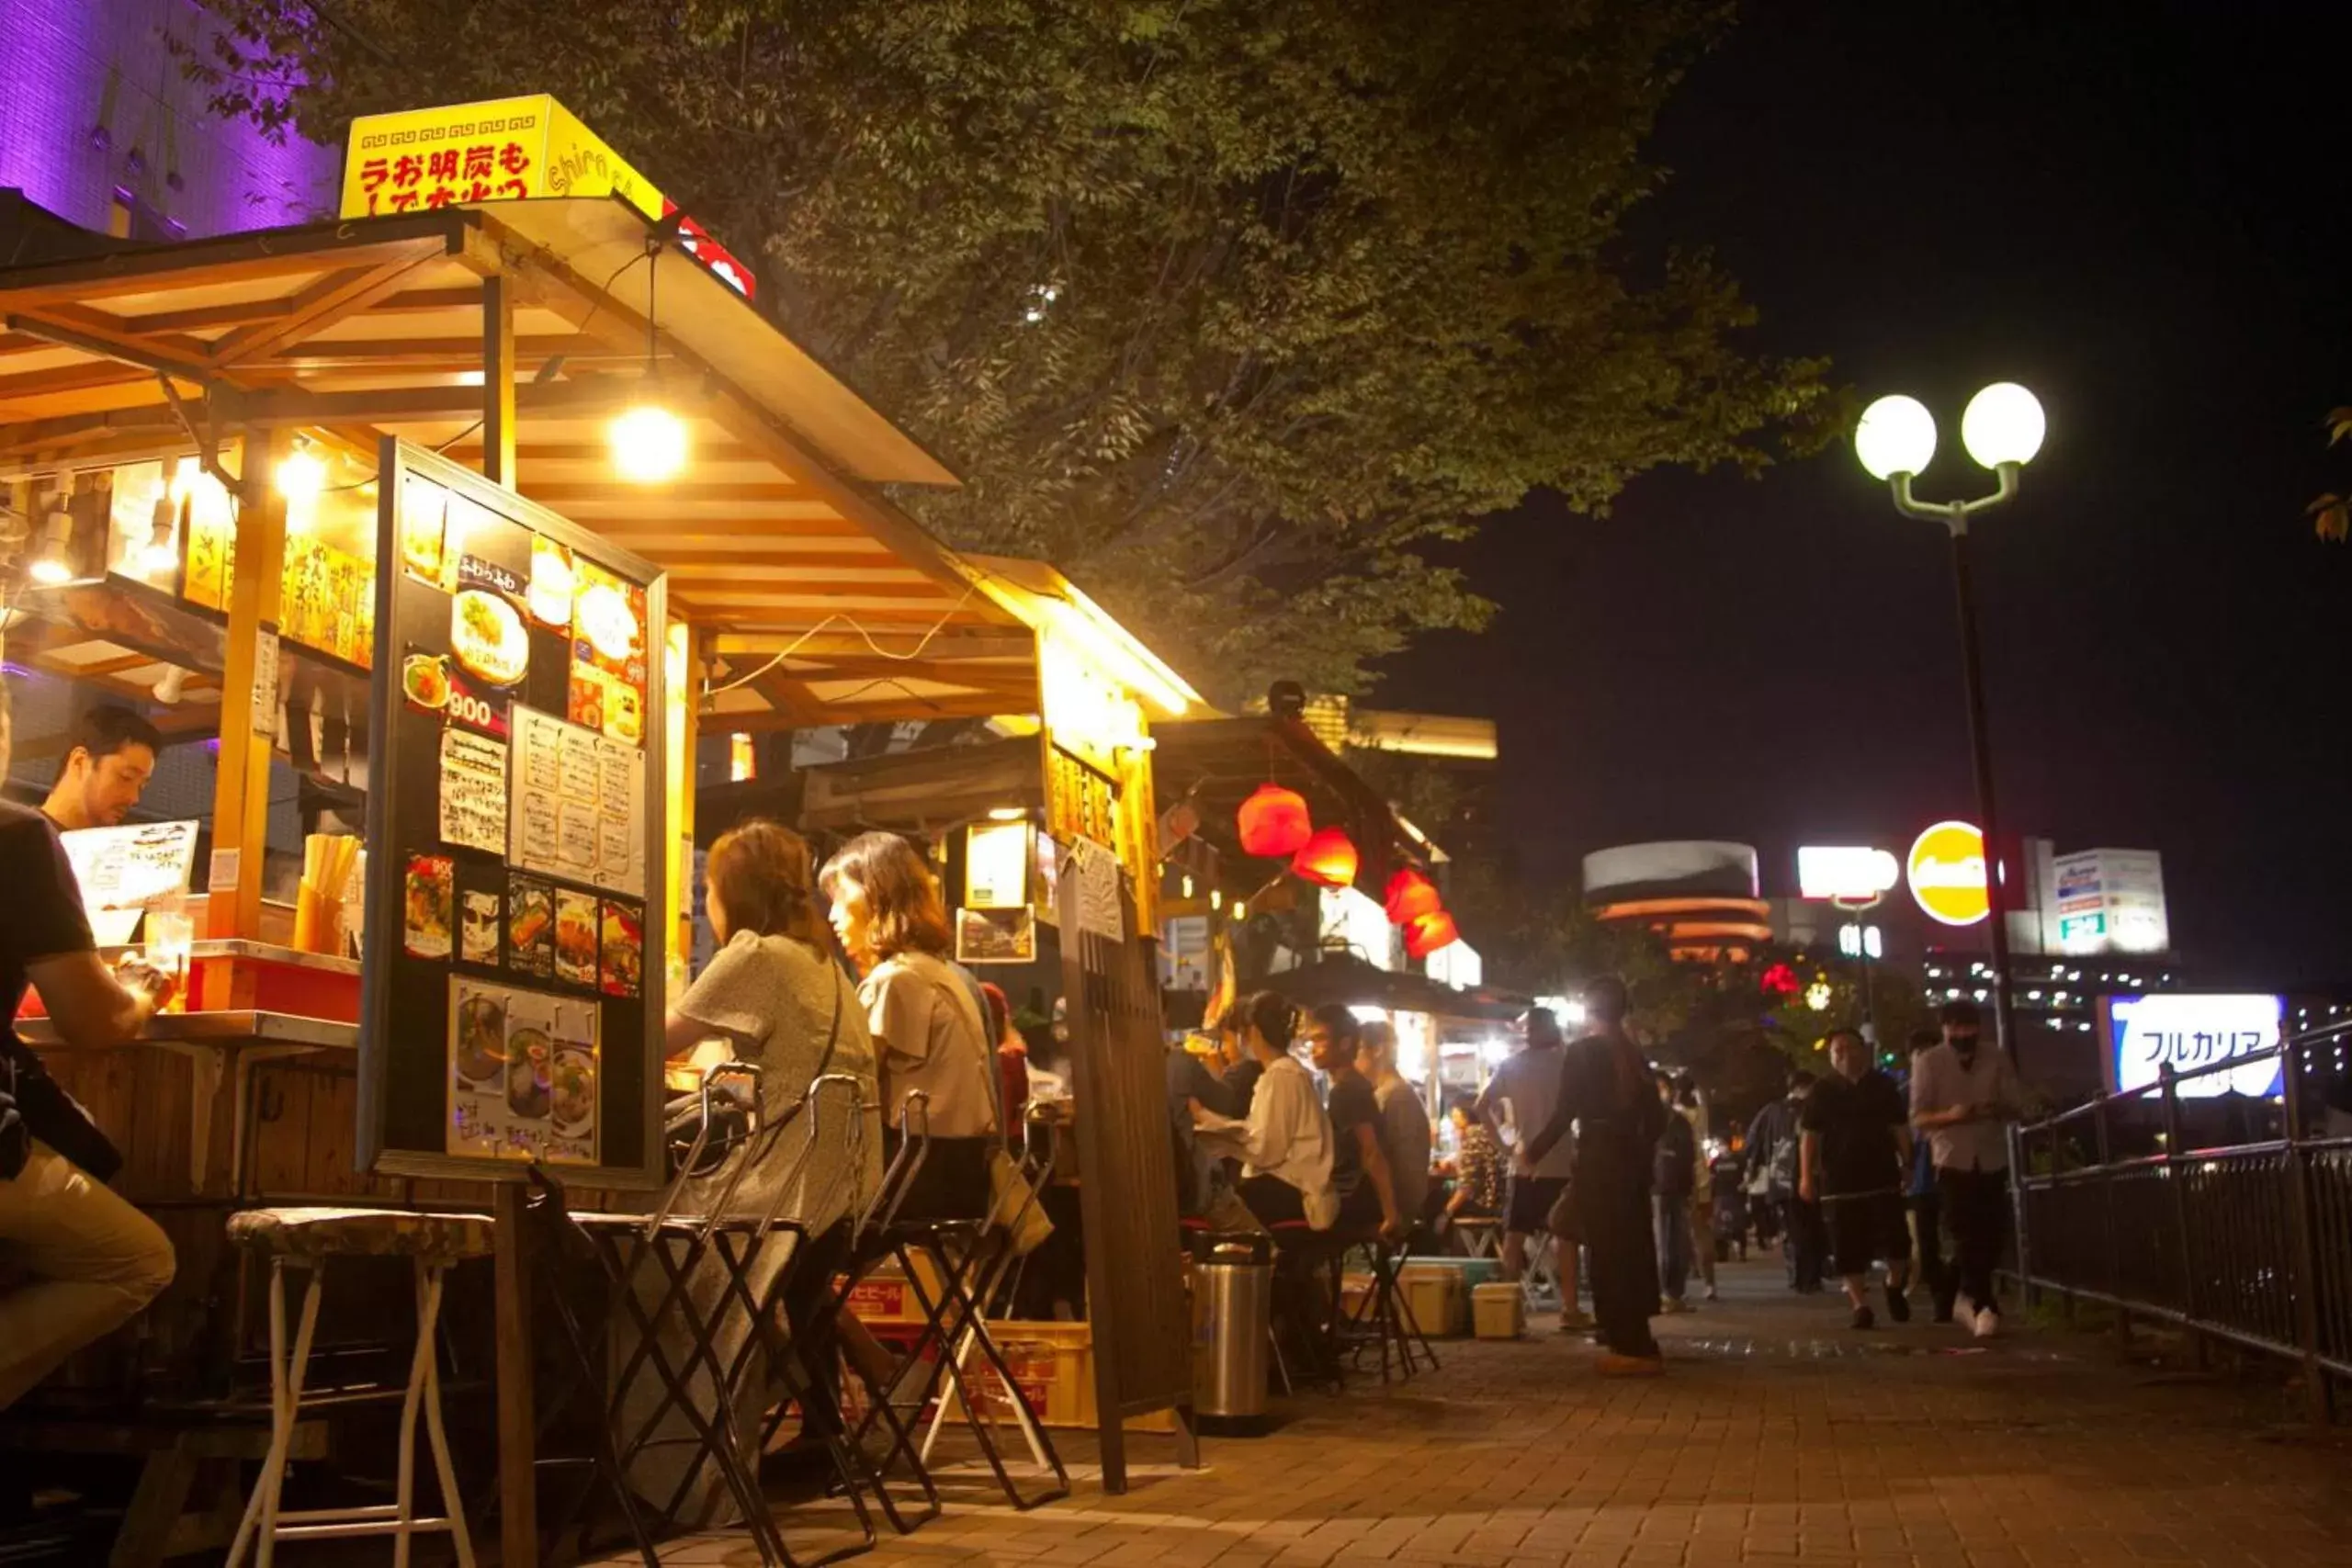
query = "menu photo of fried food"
xmin=554 ymin=888 xmax=599 ymax=988
xmin=404 ymin=854 xmax=454 ymax=960
xmin=506 ymin=874 xmax=554 ymax=978
xmin=600 ymin=898 xmax=644 ymax=998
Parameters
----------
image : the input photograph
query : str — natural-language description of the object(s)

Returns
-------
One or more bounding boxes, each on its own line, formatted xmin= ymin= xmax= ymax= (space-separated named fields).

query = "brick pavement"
xmin=597 ymin=1258 xmax=2349 ymax=1567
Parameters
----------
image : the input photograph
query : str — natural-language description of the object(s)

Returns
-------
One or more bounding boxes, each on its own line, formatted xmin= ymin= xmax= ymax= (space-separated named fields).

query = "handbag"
xmin=665 ymin=965 xmax=846 ymax=1179
xmin=988 ymin=1146 xmax=1055 ymax=1256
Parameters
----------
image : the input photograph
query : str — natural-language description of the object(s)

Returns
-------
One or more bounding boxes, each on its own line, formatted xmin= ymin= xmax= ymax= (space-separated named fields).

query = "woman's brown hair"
xmin=819 ymin=831 xmax=953 ymax=960
xmin=706 ymin=818 xmax=826 ymax=948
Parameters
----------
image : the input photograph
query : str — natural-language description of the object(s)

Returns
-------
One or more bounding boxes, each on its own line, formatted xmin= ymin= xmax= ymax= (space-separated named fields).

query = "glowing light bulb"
xmin=610 ymin=403 xmax=688 ymax=483
xmin=28 ymin=556 xmax=74 ymax=587
xmin=276 ymin=443 xmax=325 ymax=501
xmin=1961 ymin=381 xmax=2045 ymax=468
xmin=1854 ymin=393 xmax=1937 ymax=479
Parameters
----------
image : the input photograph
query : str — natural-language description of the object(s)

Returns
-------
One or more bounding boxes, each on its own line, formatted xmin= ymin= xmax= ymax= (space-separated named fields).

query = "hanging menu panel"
xmin=358 ymin=440 xmax=669 ymax=1186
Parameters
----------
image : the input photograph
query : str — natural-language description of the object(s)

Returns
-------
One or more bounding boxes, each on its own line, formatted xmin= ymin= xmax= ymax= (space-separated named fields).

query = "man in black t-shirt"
xmin=0 ymin=686 xmax=179 ymax=1410
xmin=1305 ymin=1007 xmax=1404 ymax=1240
xmin=1800 ymin=1028 xmax=1915 ymax=1330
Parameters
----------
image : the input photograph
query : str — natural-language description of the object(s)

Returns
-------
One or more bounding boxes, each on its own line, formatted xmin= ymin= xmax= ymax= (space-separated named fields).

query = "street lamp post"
xmin=1854 ymin=383 xmax=2046 ymax=1064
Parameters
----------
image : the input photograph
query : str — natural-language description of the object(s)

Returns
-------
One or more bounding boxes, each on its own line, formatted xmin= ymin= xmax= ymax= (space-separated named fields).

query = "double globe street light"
xmin=1855 ymin=381 xmax=2046 ymax=1062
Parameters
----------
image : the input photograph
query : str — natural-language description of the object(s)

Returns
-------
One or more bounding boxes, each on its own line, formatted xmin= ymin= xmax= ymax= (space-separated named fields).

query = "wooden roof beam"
xmin=0 ymin=228 xmax=456 ymax=310
xmin=208 ymin=254 xmax=447 ymax=366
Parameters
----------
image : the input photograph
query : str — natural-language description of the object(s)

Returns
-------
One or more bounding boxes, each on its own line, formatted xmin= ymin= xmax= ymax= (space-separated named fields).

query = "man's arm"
xmin=1184 ymin=1051 xmax=1245 ymax=1120
xmin=1355 ymin=1122 xmax=1403 ymax=1239
xmin=1522 ymin=1049 xmax=1579 ymax=1167
xmin=1799 ymin=1128 xmax=1821 ymax=1203
xmin=28 ymin=952 xmax=162 ymax=1050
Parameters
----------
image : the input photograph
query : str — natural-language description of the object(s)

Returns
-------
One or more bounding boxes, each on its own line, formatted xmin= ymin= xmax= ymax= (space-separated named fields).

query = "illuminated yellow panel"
xmin=341 ymin=95 xmax=663 ymax=222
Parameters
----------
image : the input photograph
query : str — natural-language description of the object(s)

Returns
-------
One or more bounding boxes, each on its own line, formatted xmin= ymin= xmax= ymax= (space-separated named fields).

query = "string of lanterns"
xmin=1232 ymin=780 xmax=1460 ymax=955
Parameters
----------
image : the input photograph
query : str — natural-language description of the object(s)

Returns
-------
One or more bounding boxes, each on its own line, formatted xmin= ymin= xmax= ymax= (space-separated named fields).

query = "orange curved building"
xmin=1583 ymin=841 xmax=1771 ymax=963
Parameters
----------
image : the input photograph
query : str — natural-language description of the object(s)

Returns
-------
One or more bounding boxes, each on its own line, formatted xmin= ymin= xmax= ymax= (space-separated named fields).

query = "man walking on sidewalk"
xmin=1909 ymin=1001 xmax=2022 ymax=1337
xmin=1801 ymin=1028 xmax=1914 ymax=1329
xmin=1904 ymin=1027 xmax=1958 ymax=1322
xmin=1528 ymin=976 xmax=1668 ymax=1376
xmin=1476 ymin=1008 xmax=1586 ymax=1329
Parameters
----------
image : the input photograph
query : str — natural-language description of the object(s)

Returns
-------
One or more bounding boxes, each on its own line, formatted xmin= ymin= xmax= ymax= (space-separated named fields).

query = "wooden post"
xmin=491 ymin=1179 xmax=537 ymax=1567
xmin=481 ymin=275 xmax=517 ymax=488
xmin=203 ymin=428 xmax=289 ymax=943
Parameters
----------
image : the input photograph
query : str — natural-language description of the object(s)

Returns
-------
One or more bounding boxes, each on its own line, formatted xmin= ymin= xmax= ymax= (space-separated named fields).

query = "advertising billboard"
xmin=2052 ymin=848 xmax=2169 ymax=956
xmin=2099 ymin=993 xmax=2283 ymax=1099
xmin=1906 ymin=820 xmax=1989 ymax=926
xmin=1797 ymin=846 xmax=1899 ymax=902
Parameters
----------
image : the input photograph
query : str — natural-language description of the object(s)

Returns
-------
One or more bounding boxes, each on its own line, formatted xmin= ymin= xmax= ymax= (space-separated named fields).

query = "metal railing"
xmin=2010 ymin=1018 xmax=2352 ymax=1421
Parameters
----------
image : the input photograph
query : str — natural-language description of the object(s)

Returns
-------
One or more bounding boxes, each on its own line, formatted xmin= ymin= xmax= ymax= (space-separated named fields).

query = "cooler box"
xmin=952 ymin=1321 xmax=1176 ymax=1433
xmin=1397 ymin=1263 xmax=1465 ymax=1337
xmin=1472 ymin=1281 xmax=1524 ymax=1339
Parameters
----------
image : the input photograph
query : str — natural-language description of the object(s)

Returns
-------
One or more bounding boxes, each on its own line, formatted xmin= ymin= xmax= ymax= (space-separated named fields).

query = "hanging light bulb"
xmin=276 ymin=437 xmax=325 ymax=502
xmin=27 ymin=484 xmax=75 ymax=586
xmin=609 ymin=238 xmax=687 ymax=483
xmin=610 ymin=402 xmax=688 ymax=483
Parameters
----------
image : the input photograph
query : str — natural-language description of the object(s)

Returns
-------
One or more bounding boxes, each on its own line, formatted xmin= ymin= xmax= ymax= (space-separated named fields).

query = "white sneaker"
xmin=1972 ymin=1307 xmax=1999 ymax=1339
xmin=1953 ymin=1293 xmax=1978 ymax=1326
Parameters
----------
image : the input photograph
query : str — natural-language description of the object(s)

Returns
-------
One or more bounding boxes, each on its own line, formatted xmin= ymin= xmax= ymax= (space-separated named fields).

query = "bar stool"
xmin=222 ymin=1205 xmax=492 ymax=1568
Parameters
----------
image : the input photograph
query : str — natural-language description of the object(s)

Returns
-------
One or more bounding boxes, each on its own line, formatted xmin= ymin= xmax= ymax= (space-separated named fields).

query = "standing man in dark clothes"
xmin=1903 ymin=1027 xmax=1957 ymax=1322
xmin=1910 ymin=1000 xmax=2022 ymax=1337
xmin=1527 ymin=976 xmax=1668 ymax=1377
xmin=1651 ymin=1074 xmax=1699 ymax=1313
xmin=1747 ymin=1072 xmax=1825 ymax=1292
xmin=1801 ymin=1028 xmax=1915 ymax=1329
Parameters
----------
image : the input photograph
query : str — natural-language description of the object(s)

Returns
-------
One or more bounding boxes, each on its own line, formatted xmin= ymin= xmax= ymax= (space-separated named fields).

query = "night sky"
xmin=1377 ymin=1 xmax=2352 ymax=986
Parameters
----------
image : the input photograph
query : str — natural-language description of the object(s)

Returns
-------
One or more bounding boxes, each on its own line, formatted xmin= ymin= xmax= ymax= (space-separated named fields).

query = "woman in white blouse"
xmin=818 ymin=831 xmax=1001 ymax=1221
xmin=1193 ymin=991 xmax=1337 ymax=1230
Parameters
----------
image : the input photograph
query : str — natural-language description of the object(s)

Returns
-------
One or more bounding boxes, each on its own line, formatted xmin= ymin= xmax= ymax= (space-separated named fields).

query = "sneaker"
xmin=1598 ymin=1352 xmax=1665 ymax=1378
xmin=1884 ymin=1284 xmax=1912 ymax=1324
xmin=1953 ymin=1292 xmax=1978 ymax=1327
xmin=1557 ymin=1310 xmax=1596 ymax=1334
xmin=1660 ymin=1297 xmax=1694 ymax=1314
xmin=1704 ymin=1285 xmax=1720 ymax=1302
xmin=1850 ymin=1303 xmax=1876 ymax=1331
xmin=1973 ymin=1308 xmax=2000 ymax=1339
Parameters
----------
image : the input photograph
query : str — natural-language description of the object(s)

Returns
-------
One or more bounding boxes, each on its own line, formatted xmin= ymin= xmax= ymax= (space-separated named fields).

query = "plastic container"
xmin=1472 ymin=1281 xmax=1524 ymax=1339
xmin=1398 ymin=1264 xmax=1464 ymax=1337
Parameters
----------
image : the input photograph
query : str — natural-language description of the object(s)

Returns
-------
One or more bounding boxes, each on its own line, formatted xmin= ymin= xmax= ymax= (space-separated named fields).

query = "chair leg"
xmin=390 ymin=1265 xmax=436 ymax=1568
xmin=227 ymin=1258 xmax=322 ymax=1568
xmin=417 ymin=1263 xmax=477 ymax=1568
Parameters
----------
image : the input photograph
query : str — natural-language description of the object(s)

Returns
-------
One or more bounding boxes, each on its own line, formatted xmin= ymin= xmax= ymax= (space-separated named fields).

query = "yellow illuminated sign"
xmin=341 ymin=95 xmax=662 ymax=222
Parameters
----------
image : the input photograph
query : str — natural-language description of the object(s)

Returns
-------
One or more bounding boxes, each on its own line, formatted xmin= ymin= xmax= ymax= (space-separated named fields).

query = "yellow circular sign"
xmin=1907 ymin=820 xmax=1989 ymax=926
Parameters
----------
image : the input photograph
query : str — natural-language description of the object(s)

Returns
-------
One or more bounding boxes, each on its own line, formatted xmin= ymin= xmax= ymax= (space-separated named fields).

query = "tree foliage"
xmin=189 ymin=0 xmax=1827 ymax=700
xmin=2308 ymin=405 xmax=2352 ymax=542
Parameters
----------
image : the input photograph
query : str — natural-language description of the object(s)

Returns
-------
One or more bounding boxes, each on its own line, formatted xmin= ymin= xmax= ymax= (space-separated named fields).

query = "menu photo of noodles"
xmin=447 ymin=976 xmax=599 ymax=1166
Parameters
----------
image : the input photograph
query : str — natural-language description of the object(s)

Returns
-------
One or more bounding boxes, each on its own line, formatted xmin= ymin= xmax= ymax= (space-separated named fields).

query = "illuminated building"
xmin=0 ymin=1 xmax=334 ymax=242
xmin=1583 ymin=840 xmax=1771 ymax=962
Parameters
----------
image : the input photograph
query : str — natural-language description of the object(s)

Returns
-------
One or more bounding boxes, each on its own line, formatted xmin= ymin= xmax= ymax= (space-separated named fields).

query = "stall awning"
xmin=1149 ymin=714 xmax=1415 ymax=891
xmin=0 ymin=196 xmax=1053 ymax=724
xmin=1269 ymin=952 xmax=1530 ymax=1023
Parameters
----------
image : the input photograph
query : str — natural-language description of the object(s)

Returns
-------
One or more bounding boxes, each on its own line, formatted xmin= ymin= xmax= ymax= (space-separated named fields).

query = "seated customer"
xmin=1361 ymin=1020 xmax=1433 ymax=1230
xmin=2 ymin=684 xmax=178 ymax=1413
xmin=820 ymin=832 xmax=999 ymax=1220
xmin=1305 ymin=1007 xmax=1406 ymax=1242
xmin=1192 ymin=992 xmax=1335 ymax=1229
xmin=642 ymin=819 xmax=881 ymax=1516
xmin=1443 ymin=1097 xmax=1505 ymax=1226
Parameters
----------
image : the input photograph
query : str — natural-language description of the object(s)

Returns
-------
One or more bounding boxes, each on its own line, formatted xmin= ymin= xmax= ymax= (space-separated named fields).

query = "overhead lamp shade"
xmin=1236 ymin=783 xmax=1312 ymax=859
xmin=1404 ymin=909 xmax=1460 ymax=960
xmin=1290 ymin=827 xmax=1359 ymax=889
xmin=1384 ymin=867 xmax=1442 ymax=925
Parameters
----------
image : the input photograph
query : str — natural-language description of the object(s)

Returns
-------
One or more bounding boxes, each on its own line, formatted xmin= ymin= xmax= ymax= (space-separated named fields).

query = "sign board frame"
xmin=357 ymin=439 xmax=670 ymax=1187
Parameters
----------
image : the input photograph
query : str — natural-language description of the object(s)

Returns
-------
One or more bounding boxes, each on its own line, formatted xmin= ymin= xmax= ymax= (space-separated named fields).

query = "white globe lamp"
xmin=1961 ymin=381 xmax=2045 ymax=469
xmin=1854 ymin=394 xmax=1938 ymax=480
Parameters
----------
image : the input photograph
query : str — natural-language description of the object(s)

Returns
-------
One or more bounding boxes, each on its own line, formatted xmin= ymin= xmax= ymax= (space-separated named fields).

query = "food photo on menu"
xmin=600 ymin=898 xmax=644 ymax=998
xmin=506 ymin=874 xmax=554 ymax=978
xmin=554 ymin=888 xmax=599 ymax=988
xmin=447 ymin=976 xmax=599 ymax=1165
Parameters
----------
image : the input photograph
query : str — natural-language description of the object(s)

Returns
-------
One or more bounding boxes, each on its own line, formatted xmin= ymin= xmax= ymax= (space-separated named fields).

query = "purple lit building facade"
xmin=0 ymin=0 xmax=333 ymax=241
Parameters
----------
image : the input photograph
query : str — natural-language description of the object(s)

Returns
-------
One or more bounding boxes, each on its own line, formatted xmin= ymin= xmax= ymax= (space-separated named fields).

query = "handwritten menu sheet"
xmin=506 ymin=705 xmax=644 ymax=897
xmin=438 ymin=727 xmax=509 ymax=854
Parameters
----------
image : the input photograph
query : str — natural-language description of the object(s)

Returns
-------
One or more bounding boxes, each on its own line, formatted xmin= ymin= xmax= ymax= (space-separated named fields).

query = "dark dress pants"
xmin=1576 ymin=1159 xmax=1660 ymax=1359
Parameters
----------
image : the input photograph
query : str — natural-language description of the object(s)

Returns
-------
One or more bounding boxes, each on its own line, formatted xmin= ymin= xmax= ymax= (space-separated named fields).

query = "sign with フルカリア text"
xmin=2100 ymin=992 xmax=2283 ymax=1099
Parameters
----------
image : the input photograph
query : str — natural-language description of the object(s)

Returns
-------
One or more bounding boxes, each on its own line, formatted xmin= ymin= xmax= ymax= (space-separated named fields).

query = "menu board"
xmin=61 ymin=819 xmax=201 ymax=946
xmin=358 ymin=440 xmax=667 ymax=1186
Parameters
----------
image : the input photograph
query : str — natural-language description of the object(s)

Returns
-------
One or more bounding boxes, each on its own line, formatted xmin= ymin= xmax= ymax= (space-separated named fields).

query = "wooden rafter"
xmin=0 ymin=230 xmax=454 ymax=310
xmin=208 ymin=256 xmax=448 ymax=366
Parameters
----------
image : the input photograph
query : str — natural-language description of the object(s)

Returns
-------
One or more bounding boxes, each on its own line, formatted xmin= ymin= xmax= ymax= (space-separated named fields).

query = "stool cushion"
xmin=228 ymin=1207 xmax=495 ymax=1261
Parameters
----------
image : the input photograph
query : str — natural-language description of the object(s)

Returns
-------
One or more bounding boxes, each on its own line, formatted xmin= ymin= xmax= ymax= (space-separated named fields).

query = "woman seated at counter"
xmin=817 ymin=832 xmax=1001 ymax=1218
xmin=1191 ymin=991 xmax=1336 ymax=1230
xmin=640 ymin=818 xmax=881 ymax=1517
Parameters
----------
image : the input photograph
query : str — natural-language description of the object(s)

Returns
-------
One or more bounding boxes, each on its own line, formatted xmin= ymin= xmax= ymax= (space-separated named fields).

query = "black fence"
xmin=2009 ymin=1020 xmax=2352 ymax=1420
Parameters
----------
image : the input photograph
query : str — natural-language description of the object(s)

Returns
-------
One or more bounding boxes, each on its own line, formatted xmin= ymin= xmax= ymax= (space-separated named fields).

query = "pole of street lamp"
xmin=1942 ymin=503 xmax=2020 ymax=1068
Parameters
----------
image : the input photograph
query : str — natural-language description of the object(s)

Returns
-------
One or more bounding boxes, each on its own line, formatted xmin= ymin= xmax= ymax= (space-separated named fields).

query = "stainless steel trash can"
xmin=1193 ymin=1236 xmax=1272 ymax=1426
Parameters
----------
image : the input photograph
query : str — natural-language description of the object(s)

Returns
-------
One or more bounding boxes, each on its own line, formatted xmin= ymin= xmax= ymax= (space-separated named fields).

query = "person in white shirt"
xmin=1475 ymin=1008 xmax=1586 ymax=1328
xmin=1908 ymin=999 xmax=2022 ymax=1337
xmin=1193 ymin=991 xmax=1336 ymax=1229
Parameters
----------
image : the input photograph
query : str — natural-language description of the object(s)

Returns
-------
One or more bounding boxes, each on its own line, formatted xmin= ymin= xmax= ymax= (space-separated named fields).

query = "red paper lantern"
xmin=1384 ymin=867 xmax=1442 ymax=925
xmin=1236 ymin=783 xmax=1312 ymax=859
xmin=1404 ymin=909 xmax=1461 ymax=959
xmin=1290 ymin=827 xmax=1360 ymax=888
